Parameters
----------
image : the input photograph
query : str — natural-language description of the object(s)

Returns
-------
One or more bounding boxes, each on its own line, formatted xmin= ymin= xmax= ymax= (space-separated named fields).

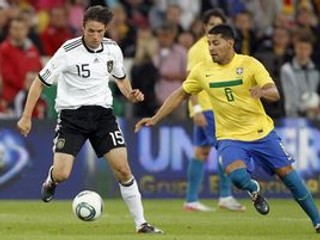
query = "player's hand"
xmin=249 ymin=86 xmax=263 ymax=99
xmin=17 ymin=116 xmax=32 ymax=137
xmin=193 ymin=112 xmax=207 ymax=127
xmin=129 ymin=89 xmax=144 ymax=103
xmin=134 ymin=117 xmax=157 ymax=133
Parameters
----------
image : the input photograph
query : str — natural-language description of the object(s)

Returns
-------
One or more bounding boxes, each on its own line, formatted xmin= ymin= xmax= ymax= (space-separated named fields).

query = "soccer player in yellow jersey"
xmin=184 ymin=8 xmax=245 ymax=212
xmin=135 ymin=24 xmax=320 ymax=233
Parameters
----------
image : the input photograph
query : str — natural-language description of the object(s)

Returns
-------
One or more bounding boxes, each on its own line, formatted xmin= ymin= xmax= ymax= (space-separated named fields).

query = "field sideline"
xmin=1 ymin=199 xmax=319 ymax=240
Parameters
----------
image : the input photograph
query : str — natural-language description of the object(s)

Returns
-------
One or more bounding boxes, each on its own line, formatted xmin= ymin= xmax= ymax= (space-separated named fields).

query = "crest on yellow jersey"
xmin=236 ymin=67 xmax=243 ymax=75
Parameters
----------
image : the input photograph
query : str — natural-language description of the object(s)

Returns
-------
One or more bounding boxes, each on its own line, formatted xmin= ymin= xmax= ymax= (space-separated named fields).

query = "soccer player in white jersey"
xmin=17 ymin=5 xmax=162 ymax=234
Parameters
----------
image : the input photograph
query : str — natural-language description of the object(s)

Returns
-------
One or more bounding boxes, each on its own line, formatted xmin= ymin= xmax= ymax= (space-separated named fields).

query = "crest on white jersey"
xmin=107 ymin=60 xmax=113 ymax=73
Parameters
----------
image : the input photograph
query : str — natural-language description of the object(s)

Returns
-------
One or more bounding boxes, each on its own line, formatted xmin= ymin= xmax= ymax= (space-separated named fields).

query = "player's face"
xmin=207 ymin=34 xmax=234 ymax=65
xmin=83 ymin=20 xmax=107 ymax=49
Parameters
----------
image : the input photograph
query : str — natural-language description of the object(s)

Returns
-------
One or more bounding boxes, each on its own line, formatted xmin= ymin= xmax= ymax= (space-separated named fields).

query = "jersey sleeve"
xmin=251 ymin=57 xmax=274 ymax=87
xmin=183 ymin=64 xmax=203 ymax=95
xmin=112 ymin=44 xmax=126 ymax=79
xmin=38 ymin=47 xmax=68 ymax=86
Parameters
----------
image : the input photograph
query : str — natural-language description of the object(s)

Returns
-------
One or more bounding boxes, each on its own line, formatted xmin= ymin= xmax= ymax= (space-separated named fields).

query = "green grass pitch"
xmin=1 ymin=199 xmax=319 ymax=240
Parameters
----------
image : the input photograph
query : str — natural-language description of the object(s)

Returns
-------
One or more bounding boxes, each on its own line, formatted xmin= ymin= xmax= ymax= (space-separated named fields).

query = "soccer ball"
xmin=72 ymin=190 xmax=104 ymax=221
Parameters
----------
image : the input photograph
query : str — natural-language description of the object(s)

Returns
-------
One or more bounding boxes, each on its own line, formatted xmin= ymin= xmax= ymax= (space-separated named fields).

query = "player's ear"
xmin=227 ymin=39 xmax=235 ymax=48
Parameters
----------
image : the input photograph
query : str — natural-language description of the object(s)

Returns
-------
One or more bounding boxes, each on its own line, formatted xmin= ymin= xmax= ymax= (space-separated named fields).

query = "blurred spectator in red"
xmin=41 ymin=7 xmax=74 ymax=56
xmin=0 ymin=7 xmax=10 ymax=43
xmin=34 ymin=0 xmax=65 ymax=10
xmin=108 ymin=3 xmax=137 ymax=57
xmin=0 ymin=64 xmax=13 ymax=117
xmin=0 ymin=69 xmax=5 ymax=112
xmin=0 ymin=16 xmax=42 ymax=107
xmin=14 ymin=71 xmax=47 ymax=119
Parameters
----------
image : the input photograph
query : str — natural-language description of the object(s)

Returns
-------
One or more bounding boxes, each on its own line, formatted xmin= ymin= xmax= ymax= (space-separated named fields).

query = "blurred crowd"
xmin=0 ymin=0 xmax=320 ymax=121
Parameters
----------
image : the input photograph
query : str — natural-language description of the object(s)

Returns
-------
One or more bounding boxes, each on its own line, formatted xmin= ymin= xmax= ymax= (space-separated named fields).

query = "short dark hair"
xmin=83 ymin=5 xmax=113 ymax=26
xmin=202 ymin=8 xmax=227 ymax=24
xmin=208 ymin=24 xmax=236 ymax=40
xmin=294 ymin=28 xmax=315 ymax=45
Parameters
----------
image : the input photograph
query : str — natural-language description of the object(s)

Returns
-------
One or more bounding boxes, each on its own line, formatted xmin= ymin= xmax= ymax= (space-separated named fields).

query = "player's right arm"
xmin=134 ymin=87 xmax=190 ymax=132
xmin=17 ymin=77 xmax=44 ymax=136
xmin=17 ymin=43 xmax=68 ymax=137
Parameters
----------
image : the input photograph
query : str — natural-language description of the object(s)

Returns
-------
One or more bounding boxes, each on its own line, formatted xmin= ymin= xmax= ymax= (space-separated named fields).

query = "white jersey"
xmin=38 ymin=36 xmax=126 ymax=112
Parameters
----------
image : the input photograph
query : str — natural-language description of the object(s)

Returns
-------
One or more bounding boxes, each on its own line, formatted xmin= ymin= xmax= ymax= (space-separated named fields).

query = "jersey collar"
xmin=82 ymin=37 xmax=104 ymax=53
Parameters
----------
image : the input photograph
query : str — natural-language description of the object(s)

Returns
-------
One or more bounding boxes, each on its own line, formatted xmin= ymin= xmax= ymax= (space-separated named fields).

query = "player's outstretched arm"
xmin=135 ymin=87 xmax=189 ymax=133
xmin=17 ymin=76 xmax=44 ymax=137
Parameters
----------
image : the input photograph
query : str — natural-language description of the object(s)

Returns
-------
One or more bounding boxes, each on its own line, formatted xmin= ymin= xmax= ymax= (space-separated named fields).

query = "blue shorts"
xmin=193 ymin=110 xmax=217 ymax=147
xmin=217 ymin=130 xmax=294 ymax=175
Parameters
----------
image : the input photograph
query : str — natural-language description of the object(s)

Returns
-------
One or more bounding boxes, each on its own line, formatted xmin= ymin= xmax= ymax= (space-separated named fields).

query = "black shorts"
xmin=53 ymin=106 xmax=126 ymax=157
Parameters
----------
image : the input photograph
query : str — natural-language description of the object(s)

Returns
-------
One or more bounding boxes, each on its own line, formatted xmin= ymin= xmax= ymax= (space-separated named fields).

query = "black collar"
xmin=82 ymin=37 xmax=104 ymax=53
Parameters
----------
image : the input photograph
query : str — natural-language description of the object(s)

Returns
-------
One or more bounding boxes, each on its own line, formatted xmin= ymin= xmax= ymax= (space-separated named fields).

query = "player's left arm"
xmin=249 ymin=57 xmax=280 ymax=102
xmin=112 ymin=44 xmax=144 ymax=103
xmin=115 ymin=77 xmax=144 ymax=103
xmin=249 ymin=83 xmax=280 ymax=102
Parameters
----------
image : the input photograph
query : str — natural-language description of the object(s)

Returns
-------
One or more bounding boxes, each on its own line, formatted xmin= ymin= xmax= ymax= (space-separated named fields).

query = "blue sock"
xmin=218 ymin=161 xmax=232 ymax=197
xmin=228 ymin=168 xmax=258 ymax=193
xmin=186 ymin=158 xmax=204 ymax=203
xmin=282 ymin=170 xmax=320 ymax=226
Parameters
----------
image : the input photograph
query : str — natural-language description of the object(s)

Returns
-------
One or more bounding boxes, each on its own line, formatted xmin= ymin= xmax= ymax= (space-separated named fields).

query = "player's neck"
xmin=219 ymin=52 xmax=235 ymax=65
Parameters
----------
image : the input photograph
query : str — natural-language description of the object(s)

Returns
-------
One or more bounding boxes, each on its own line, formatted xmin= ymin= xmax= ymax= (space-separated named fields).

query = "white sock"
xmin=119 ymin=177 xmax=146 ymax=227
xmin=47 ymin=166 xmax=55 ymax=183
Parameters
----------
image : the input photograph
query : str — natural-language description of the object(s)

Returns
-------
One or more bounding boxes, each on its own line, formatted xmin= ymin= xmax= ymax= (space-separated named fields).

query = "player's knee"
xmin=275 ymin=165 xmax=294 ymax=178
xmin=114 ymin=164 xmax=132 ymax=181
xmin=194 ymin=146 xmax=210 ymax=160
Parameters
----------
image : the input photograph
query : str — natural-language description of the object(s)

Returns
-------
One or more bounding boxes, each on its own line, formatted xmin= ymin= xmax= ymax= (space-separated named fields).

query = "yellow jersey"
xmin=187 ymin=36 xmax=212 ymax=116
xmin=183 ymin=54 xmax=275 ymax=141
